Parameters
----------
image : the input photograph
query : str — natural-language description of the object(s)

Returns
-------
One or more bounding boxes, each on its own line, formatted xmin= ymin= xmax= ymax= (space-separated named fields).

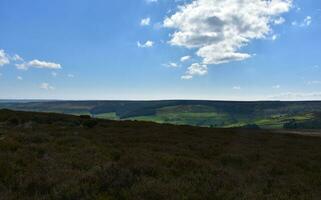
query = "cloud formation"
xmin=292 ymin=16 xmax=312 ymax=27
xmin=274 ymin=17 xmax=285 ymax=25
xmin=269 ymin=92 xmax=321 ymax=100
xmin=164 ymin=0 xmax=292 ymax=67
xmin=306 ymin=80 xmax=321 ymax=85
xmin=0 ymin=48 xmax=62 ymax=71
xmin=11 ymin=54 xmax=24 ymax=62
xmin=141 ymin=17 xmax=151 ymax=26
xmin=181 ymin=75 xmax=193 ymax=80
xmin=181 ymin=63 xmax=208 ymax=79
xmin=146 ymin=0 xmax=157 ymax=3
xmin=0 ymin=49 xmax=10 ymax=66
xmin=16 ymin=59 xmax=62 ymax=70
xmin=40 ymin=82 xmax=55 ymax=90
xmin=137 ymin=40 xmax=154 ymax=48
xmin=180 ymin=55 xmax=191 ymax=62
xmin=163 ymin=62 xmax=179 ymax=68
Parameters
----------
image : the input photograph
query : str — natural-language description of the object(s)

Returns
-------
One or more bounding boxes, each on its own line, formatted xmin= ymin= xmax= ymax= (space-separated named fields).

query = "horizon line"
xmin=1 ymin=99 xmax=321 ymax=102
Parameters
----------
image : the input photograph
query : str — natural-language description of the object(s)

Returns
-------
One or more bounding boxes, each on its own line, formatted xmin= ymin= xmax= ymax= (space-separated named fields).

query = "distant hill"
xmin=0 ymin=109 xmax=321 ymax=200
xmin=0 ymin=99 xmax=57 ymax=103
xmin=1 ymin=100 xmax=321 ymax=129
xmin=283 ymin=112 xmax=321 ymax=129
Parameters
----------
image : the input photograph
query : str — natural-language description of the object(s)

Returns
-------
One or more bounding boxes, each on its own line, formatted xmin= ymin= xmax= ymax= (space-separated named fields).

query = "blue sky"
xmin=0 ymin=0 xmax=320 ymax=100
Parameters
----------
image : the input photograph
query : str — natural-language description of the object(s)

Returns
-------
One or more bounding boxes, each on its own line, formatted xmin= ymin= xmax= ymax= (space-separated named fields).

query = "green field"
xmin=1 ymin=100 xmax=320 ymax=129
xmin=126 ymin=106 xmax=316 ymax=129
xmin=94 ymin=112 xmax=119 ymax=120
xmin=128 ymin=113 xmax=314 ymax=129
xmin=217 ymin=113 xmax=314 ymax=128
xmin=129 ymin=106 xmax=232 ymax=127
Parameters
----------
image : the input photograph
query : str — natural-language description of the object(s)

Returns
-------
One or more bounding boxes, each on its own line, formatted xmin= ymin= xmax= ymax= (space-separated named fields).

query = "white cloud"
xmin=67 ymin=74 xmax=75 ymax=78
xmin=16 ymin=59 xmax=62 ymax=70
xmin=140 ymin=17 xmax=151 ymax=26
xmin=306 ymin=80 xmax=321 ymax=85
xmin=137 ymin=40 xmax=154 ymax=48
xmin=295 ymin=5 xmax=301 ymax=12
xmin=303 ymin=16 xmax=312 ymax=26
xmin=0 ymin=49 xmax=62 ymax=73
xmin=146 ymin=0 xmax=157 ymax=3
xmin=15 ymin=63 xmax=27 ymax=70
xmin=273 ymin=85 xmax=281 ymax=89
xmin=29 ymin=59 xmax=61 ymax=69
xmin=269 ymin=92 xmax=321 ymax=100
xmin=292 ymin=16 xmax=312 ymax=27
xmin=163 ymin=62 xmax=179 ymax=68
xmin=233 ymin=86 xmax=241 ymax=90
xmin=180 ymin=55 xmax=191 ymax=62
xmin=0 ymin=49 xmax=10 ymax=66
xmin=274 ymin=17 xmax=286 ymax=25
xmin=164 ymin=0 xmax=292 ymax=66
xmin=17 ymin=76 xmax=23 ymax=80
xmin=271 ymin=34 xmax=279 ymax=40
xmin=181 ymin=74 xmax=193 ymax=80
xmin=40 ymin=82 xmax=55 ymax=90
xmin=184 ymin=63 xmax=208 ymax=78
xmin=11 ymin=54 xmax=24 ymax=62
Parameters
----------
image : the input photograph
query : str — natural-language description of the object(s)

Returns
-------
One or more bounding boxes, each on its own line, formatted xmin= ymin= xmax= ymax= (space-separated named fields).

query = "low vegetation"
xmin=284 ymin=113 xmax=321 ymax=129
xmin=0 ymin=109 xmax=321 ymax=200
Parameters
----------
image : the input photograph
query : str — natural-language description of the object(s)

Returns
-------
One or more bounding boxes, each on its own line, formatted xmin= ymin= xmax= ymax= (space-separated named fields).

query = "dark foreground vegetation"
xmin=0 ymin=109 xmax=321 ymax=200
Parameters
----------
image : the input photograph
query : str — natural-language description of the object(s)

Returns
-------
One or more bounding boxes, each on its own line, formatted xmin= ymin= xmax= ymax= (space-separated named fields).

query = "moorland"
xmin=0 ymin=109 xmax=321 ymax=200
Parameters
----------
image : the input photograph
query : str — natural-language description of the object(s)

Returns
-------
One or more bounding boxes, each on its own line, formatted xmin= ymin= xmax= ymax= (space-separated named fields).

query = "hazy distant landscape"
xmin=1 ymin=100 xmax=321 ymax=129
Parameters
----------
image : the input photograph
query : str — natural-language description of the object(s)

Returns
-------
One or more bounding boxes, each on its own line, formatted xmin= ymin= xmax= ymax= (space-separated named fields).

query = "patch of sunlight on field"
xmin=94 ymin=112 xmax=119 ymax=120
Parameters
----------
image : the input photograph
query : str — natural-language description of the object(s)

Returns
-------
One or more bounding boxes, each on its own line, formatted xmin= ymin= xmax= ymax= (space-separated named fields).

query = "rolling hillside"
xmin=1 ymin=109 xmax=321 ymax=199
xmin=1 ymin=100 xmax=321 ymax=128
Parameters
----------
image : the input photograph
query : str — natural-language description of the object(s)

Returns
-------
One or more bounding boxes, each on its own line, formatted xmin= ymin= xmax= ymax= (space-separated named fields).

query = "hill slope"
xmin=1 ymin=100 xmax=321 ymax=128
xmin=0 ymin=109 xmax=321 ymax=200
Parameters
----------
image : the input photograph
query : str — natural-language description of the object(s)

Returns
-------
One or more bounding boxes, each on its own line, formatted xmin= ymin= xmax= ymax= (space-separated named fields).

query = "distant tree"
xmin=242 ymin=124 xmax=260 ymax=129
xmin=80 ymin=115 xmax=91 ymax=119
xmin=82 ymin=119 xmax=98 ymax=128
xmin=283 ymin=119 xmax=298 ymax=129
